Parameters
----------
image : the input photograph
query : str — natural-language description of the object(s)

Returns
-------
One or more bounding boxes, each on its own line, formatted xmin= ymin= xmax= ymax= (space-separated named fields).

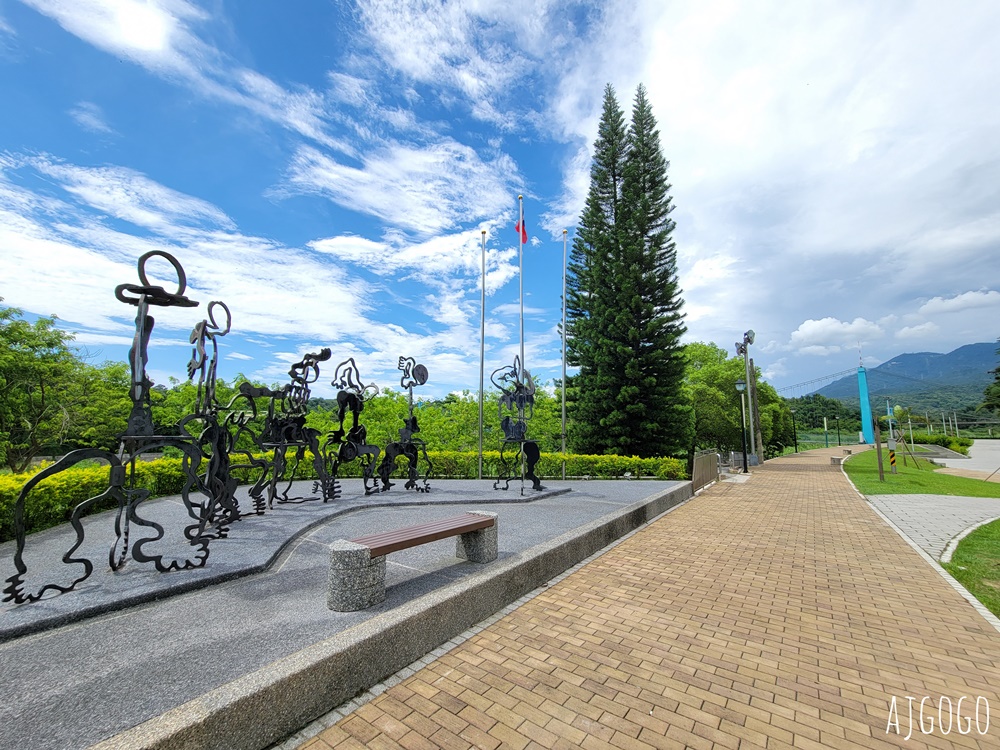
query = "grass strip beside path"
xmin=941 ymin=519 xmax=1000 ymax=618
xmin=843 ymin=446 xmax=1000 ymax=499
xmin=844 ymin=445 xmax=1000 ymax=618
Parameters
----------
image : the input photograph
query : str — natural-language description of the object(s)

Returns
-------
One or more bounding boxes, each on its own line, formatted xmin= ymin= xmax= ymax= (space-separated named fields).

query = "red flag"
xmin=515 ymin=210 xmax=527 ymax=244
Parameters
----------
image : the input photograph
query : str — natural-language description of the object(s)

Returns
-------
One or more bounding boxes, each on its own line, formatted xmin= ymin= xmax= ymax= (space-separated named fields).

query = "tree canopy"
xmin=566 ymin=83 xmax=691 ymax=458
xmin=0 ymin=303 xmax=82 ymax=471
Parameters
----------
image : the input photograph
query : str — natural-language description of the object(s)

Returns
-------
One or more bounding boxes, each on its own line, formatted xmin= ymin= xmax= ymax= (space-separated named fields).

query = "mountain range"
xmin=812 ymin=342 xmax=998 ymax=413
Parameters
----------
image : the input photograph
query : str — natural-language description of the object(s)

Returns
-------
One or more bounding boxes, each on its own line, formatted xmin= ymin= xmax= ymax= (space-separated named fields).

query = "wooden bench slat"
xmin=351 ymin=513 xmax=494 ymax=558
xmin=351 ymin=515 xmax=489 ymax=546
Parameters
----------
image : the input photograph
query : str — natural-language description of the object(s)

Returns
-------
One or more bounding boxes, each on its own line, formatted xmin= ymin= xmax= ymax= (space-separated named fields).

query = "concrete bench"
xmin=328 ymin=511 xmax=498 ymax=611
xmin=843 ymin=448 xmax=852 ymax=455
xmin=831 ymin=456 xmax=844 ymax=465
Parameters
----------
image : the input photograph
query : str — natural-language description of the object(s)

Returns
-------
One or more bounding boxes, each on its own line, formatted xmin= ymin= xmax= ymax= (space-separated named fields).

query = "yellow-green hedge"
xmin=1 ymin=451 xmax=686 ymax=542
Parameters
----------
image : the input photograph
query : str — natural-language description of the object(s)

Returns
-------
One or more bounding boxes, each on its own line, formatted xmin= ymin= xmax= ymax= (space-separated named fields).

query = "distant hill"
xmin=812 ymin=342 xmax=998 ymax=413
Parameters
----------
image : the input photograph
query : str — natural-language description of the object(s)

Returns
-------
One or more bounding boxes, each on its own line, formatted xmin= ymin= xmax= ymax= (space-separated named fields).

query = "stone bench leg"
xmin=328 ymin=540 xmax=385 ymax=612
xmin=456 ymin=511 xmax=498 ymax=563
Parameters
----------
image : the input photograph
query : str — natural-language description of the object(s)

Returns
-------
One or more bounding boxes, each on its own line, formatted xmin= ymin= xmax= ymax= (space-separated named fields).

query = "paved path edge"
xmin=88 ymin=482 xmax=693 ymax=750
xmin=838 ymin=460 xmax=1000 ymax=634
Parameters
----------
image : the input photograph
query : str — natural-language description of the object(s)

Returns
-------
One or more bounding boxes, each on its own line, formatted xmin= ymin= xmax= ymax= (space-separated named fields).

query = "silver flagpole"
xmin=479 ymin=229 xmax=486 ymax=481
xmin=518 ymin=195 xmax=525 ymax=374
xmin=518 ymin=195 xmax=525 ymax=491
xmin=561 ymin=228 xmax=567 ymax=481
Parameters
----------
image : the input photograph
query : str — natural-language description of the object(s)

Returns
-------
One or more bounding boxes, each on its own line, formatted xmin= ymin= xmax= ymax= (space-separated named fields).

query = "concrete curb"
xmin=940 ymin=515 xmax=1000 ymax=563
xmin=89 ymin=482 xmax=693 ymax=750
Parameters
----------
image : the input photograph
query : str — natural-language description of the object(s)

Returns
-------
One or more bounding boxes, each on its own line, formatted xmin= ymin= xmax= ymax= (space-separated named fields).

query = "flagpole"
xmin=561 ymin=228 xmax=567 ymax=481
xmin=518 ymin=195 xmax=525 ymax=492
xmin=479 ymin=229 xmax=486 ymax=481
xmin=518 ymin=195 xmax=525 ymax=376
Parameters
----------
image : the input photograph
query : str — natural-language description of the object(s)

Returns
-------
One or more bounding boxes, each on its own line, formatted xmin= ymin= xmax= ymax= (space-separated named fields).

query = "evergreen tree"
xmin=565 ymin=84 xmax=691 ymax=457
xmin=565 ymin=84 xmax=628 ymax=454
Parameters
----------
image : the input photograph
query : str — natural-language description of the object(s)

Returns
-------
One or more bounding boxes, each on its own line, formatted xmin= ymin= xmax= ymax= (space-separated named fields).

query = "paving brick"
xmin=298 ymin=448 xmax=1000 ymax=750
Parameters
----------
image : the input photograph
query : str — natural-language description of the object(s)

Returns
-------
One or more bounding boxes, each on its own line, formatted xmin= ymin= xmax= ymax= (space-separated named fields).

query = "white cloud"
xmin=789 ymin=317 xmax=883 ymax=349
xmin=20 ymin=0 xmax=351 ymax=152
xmin=492 ymin=303 xmax=546 ymax=317
xmin=26 ymin=155 xmax=235 ymax=232
xmin=285 ymin=142 xmax=516 ymax=237
xmin=896 ymin=322 xmax=939 ymax=339
xmin=919 ymin=290 xmax=1000 ymax=314
xmin=69 ymin=101 xmax=115 ymax=134
xmin=21 ymin=0 xmax=202 ymax=67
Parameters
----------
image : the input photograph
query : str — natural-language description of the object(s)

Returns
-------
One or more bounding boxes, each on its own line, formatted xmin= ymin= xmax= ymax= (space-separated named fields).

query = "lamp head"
xmin=736 ymin=379 xmax=746 ymax=393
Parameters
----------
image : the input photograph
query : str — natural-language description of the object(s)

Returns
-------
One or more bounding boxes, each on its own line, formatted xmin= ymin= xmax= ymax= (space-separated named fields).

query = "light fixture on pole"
xmin=735 ymin=329 xmax=756 ymax=464
xmin=736 ymin=379 xmax=749 ymax=473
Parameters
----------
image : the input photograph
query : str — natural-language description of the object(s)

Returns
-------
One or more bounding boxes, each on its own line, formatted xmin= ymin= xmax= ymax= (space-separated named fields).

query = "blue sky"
xmin=2 ymin=0 xmax=999 ymax=402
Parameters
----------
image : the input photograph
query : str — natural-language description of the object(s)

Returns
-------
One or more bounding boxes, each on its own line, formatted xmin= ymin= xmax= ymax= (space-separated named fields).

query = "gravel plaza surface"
xmin=6 ymin=443 xmax=1000 ymax=750
xmin=0 ymin=477 xmax=686 ymax=750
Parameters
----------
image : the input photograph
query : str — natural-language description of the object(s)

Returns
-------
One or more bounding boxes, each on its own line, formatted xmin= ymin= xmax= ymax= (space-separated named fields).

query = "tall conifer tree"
xmin=566 ymin=84 xmax=691 ymax=457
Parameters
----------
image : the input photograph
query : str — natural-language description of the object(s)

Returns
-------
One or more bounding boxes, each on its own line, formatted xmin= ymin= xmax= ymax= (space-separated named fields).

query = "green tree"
xmin=566 ymin=83 xmax=690 ymax=457
xmin=684 ymin=342 xmax=746 ymax=454
xmin=982 ymin=338 xmax=1000 ymax=415
xmin=64 ymin=360 xmax=131 ymax=452
xmin=0 ymin=302 xmax=82 ymax=471
xmin=566 ymin=83 xmax=628 ymax=454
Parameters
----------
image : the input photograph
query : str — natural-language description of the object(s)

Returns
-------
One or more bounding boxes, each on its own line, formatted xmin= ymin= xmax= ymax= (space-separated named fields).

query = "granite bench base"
xmin=328 ymin=511 xmax=498 ymax=612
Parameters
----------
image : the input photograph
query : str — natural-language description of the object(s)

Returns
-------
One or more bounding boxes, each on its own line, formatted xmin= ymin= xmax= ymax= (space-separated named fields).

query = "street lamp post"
xmin=835 ymin=415 xmax=841 ymax=447
xmin=790 ymin=408 xmax=799 ymax=453
xmin=735 ymin=330 xmax=756 ymax=464
xmin=736 ymin=379 xmax=749 ymax=473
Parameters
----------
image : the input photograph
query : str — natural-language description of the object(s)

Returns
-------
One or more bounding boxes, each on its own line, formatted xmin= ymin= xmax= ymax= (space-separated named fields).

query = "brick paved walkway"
xmin=296 ymin=448 xmax=1000 ymax=749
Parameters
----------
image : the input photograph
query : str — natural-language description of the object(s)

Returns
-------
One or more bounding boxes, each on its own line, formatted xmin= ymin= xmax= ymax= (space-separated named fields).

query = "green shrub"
xmin=908 ymin=432 xmax=973 ymax=455
xmin=0 ymin=449 xmax=688 ymax=542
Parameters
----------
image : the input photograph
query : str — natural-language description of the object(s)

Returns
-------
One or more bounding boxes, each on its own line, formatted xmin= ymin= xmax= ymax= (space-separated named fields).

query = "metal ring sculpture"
xmin=258 ymin=348 xmax=339 ymax=506
xmin=492 ymin=355 xmax=543 ymax=492
xmin=3 ymin=252 xmax=215 ymax=604
xmin=378 ymin=356 xmax=433 ymax=492
xmin=325 ymin=358 xmax=382 ymax=495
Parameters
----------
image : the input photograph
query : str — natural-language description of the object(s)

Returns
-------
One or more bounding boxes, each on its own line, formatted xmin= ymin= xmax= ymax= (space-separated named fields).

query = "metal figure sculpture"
xmin=180 ymin=300 xmax=242 ymax=530
xmin=325 ymin=358 xmax=381 ymax=495
xmin=3 ymin=251 xmax=218 ymax=604
xmin=378 ymin=356 xmax=433 ymax=492
xmin=492 ymin=355 xmax=543 ymax=492
xmin=258 ymin=348 xmax=339 ymax=506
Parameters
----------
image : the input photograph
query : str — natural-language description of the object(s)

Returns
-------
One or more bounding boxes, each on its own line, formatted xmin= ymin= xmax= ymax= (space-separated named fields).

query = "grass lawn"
xmin=844 ymin=446 xmax=1000 ymax=617
xmin=842 ymin=447 xmax=1000 ymax=499
xmin=941 ymin=521 xmax=1000 ymax=618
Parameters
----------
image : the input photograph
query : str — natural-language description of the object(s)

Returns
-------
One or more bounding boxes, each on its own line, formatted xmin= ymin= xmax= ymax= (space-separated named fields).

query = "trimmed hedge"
xmin=909 ymin=432 xmax=973 ymax=455
xmin=0 ymin=450 xmax=687 ymax=543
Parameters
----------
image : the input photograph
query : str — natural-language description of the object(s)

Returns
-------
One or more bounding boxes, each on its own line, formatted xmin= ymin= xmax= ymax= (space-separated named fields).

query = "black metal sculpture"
xmin=325 ymin=358 xmax=381 ymax=495
xmin=492 ymin=355 xmax=542 ymax=492
xmin=3 ymin=251 xmax=217 ymax=604
xmin=378 ymin=356 xmax=433 ymax=492
xmin=181 ymin=300 xmax=242 ymax=530
xmin=257 ymin=349 xmax=340 ymax=505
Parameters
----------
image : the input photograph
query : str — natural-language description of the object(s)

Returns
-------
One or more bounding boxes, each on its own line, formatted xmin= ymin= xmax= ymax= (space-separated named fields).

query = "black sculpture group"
xmin=2 ymin=251 xmax=435 ymax=604
xmin=492 ymin=356 xmax=542 ymax=492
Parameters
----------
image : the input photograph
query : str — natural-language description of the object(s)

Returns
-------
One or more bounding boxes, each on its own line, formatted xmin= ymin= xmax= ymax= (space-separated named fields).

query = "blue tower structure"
xmin=857 ymin=366 xmax=875 ymax=444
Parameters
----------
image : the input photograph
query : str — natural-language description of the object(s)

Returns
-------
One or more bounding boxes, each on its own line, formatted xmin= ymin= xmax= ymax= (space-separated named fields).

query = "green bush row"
xmin=0 ymin=451 xmax=687 ymax=542
xmin=908 ymin=432 xmax=974 ymax=455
